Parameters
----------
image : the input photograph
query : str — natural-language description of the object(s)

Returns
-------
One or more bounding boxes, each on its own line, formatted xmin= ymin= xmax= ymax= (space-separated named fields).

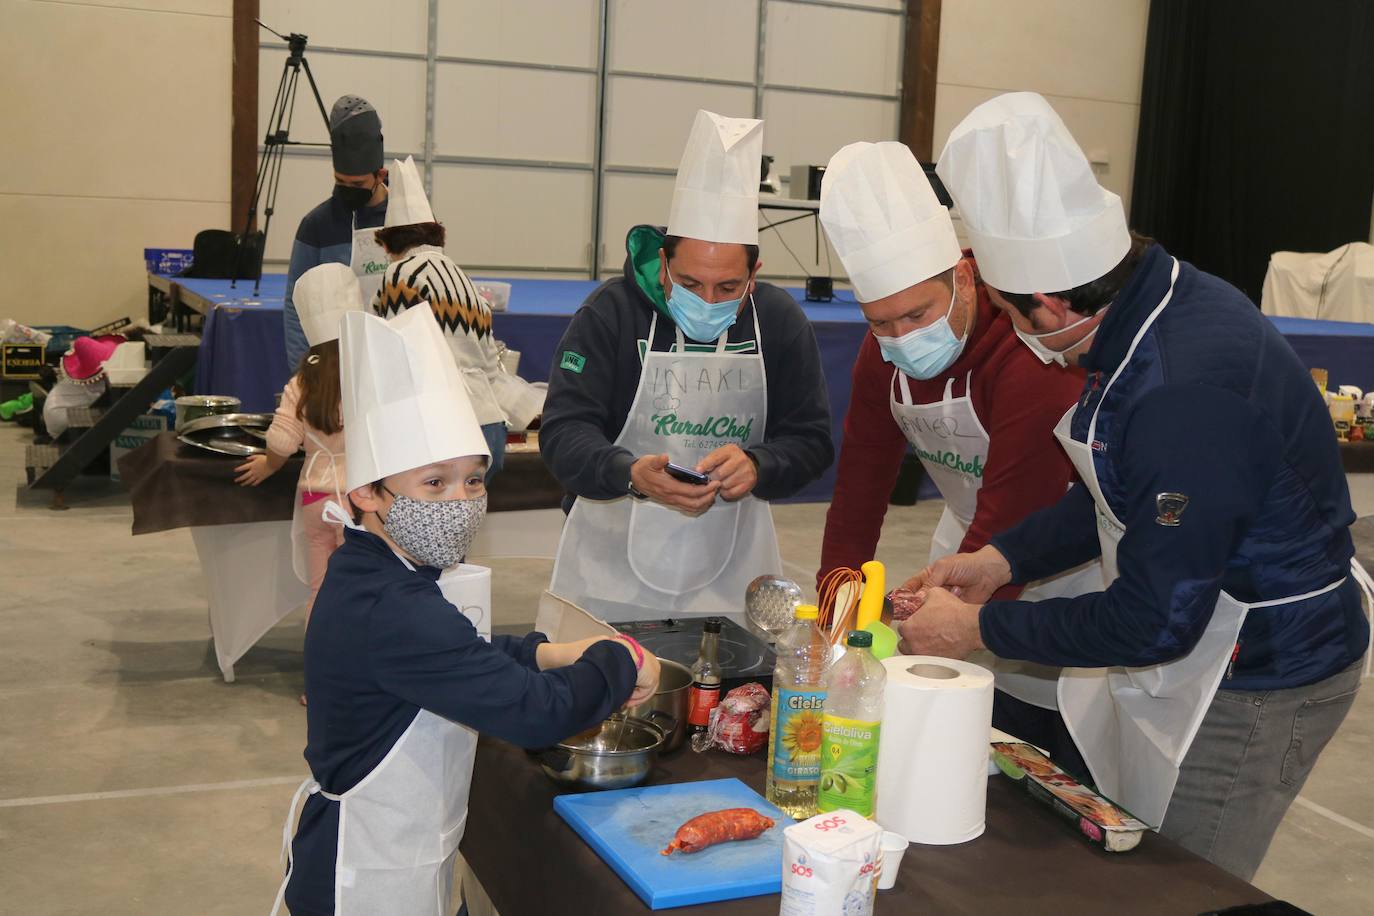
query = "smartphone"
xmin=665 ymin=462 xmax=710 ymax=486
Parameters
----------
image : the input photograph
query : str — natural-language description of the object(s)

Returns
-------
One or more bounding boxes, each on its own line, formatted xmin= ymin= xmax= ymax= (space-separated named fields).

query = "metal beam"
xmin=610 ymin=69 xmax=755 ymax=90
xmin=423 ymin=0 xmax=437 ymax=198
xmin=432 ymin=154 xmax=593 ymax=172
xmin=30 ymin=344 xmax=199 ymax=495
xmin=603 ymin=164 xmax=677 ymax=177
xmin=773 ymin=0 xmax=903 ymax=15
xmin=591 ymin=0 xmax=611 ymax=280
xmin=764 ymin=83 xmax=899 ymax=102
xmin=260 ymin=43 xmax=425 ymax=62
xmin=754 ymin=0 xmax=768 ymax=117
xmin=270 ymin=145 xmax=594 ymax=173
xmin=260 ymin=41 xmax=597 ymax=76
xmin=434 ymin=53 xmax=597 ymax=76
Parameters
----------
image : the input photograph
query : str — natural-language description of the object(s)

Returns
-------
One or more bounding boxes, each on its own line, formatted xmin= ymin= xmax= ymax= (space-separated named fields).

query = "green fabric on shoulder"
xmin=627 ymin=225 xmax=670 ymax=317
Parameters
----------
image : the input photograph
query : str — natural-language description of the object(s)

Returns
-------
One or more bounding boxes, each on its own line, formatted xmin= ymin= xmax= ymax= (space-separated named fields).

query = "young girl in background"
xmin=236 ymin=263 xmax=363 ymax=704
xmin=372 ymin=156 xmax=512 ymax=477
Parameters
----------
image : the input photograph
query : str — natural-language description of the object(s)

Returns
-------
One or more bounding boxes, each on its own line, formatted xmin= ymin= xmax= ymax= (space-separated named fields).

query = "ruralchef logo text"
xmin=651 ymin=413 xmax=754 ymax=444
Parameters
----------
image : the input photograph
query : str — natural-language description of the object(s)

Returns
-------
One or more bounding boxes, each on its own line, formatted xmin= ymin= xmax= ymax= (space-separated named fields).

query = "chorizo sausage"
xmin=661 ymin=808 xmax=775 ymax=855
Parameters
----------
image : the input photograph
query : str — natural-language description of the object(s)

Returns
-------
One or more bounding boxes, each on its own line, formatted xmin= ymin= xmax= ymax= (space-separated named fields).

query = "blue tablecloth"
xmin=188 ymin=275 xmax=292 ymax=415
xmin=171 ymin=272 xmax=1374 ymax=504
xmin=1266 ymin=315 xmax=1374 ymax=392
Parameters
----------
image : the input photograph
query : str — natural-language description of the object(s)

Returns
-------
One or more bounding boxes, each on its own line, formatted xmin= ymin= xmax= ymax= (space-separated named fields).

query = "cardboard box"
xmin=110 ymin=414 xmax=167 ymax=482
xmin=144 ymin=248 xmax=194 ymax=276
xmin=991 ymin=742 xmax=1148 ymax=852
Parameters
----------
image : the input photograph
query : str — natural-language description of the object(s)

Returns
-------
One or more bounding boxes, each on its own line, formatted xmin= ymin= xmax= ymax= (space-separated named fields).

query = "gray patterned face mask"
xmin=381 ymin=489 xmax=488 ymax=569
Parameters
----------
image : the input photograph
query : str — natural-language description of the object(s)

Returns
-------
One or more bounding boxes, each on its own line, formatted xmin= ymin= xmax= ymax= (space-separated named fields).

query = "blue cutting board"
xmin=553 ymin=778 xmax=793 ymax=909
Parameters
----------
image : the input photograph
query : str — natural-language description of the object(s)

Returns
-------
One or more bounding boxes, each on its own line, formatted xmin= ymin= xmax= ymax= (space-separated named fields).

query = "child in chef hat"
xmin=373 ymin=155 xmax=520 ymax=479
xmin=273 ymin=304 xmax=658 ymax=916
xmin=236 ymin=263 xmax=362 ymax=677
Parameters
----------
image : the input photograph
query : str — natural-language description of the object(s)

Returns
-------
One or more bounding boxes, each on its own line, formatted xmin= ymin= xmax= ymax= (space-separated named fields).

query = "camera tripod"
xmin=231 ymin=20 xmax=331 ymax=293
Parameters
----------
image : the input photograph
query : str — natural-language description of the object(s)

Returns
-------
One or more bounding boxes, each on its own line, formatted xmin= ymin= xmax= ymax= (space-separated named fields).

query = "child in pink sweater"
xmin=235 ymin=264 xmax=362 ymax=703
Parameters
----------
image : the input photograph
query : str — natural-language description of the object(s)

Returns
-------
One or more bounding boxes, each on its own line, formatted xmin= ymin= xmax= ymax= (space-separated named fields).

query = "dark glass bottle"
xmin=686 ymin=618 xmax=724 ymax=746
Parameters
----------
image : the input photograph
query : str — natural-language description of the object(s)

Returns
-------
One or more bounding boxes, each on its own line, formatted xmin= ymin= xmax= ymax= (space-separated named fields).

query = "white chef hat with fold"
xmin=340 ymin=305 xmax=489 ymax=492
xmin=383 ymin=155 xmax=436 ymax=228
xmin=935 ymin=91 xmax=1130 ymax=294
xmin=667 ymin=110 xmax=764 ymax=245
xmin=294 ymin=262 xmax=365 ymax=347
xmin=820 ymin=141 xmax=962 ymax=303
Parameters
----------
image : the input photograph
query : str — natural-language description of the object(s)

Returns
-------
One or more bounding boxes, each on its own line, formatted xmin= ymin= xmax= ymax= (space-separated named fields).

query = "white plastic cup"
xmin=877 ymin=831 xmax=910 ymax=891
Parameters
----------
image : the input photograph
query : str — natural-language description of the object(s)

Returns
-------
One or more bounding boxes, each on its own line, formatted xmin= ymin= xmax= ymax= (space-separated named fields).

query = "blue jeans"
xmin=481 ymin=422 xmax=506 ymax=482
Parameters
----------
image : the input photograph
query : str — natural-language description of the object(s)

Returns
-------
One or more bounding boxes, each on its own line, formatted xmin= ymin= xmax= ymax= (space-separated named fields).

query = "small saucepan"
xmin=629 ymin=658 xmax=692 ymax=752
xmin=540 ymin=710 xmax=675 ymax=791
xmin=174 ymin=395 xmax=240 ymax=430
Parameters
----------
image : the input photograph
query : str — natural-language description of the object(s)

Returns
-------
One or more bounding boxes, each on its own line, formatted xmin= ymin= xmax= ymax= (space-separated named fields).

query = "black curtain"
xmin=1131 ymin=0 xmax=1374 ymax=302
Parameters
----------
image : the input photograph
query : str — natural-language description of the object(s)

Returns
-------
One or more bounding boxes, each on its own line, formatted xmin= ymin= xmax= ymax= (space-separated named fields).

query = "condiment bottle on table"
xmin=687 ymin=617 xmax=724 ymax=751
xmin=818 ymin=630 xmax=885 ymax=818
xmin=767 ymin=604 xmax=831 ymax=819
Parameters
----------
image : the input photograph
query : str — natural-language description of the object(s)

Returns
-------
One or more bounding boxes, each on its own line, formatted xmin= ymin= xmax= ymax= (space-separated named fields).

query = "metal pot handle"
xmin=540 ymin=746 xmax=573 ymax=774
xmin=643 ymin=708 xmax=678 ymax=739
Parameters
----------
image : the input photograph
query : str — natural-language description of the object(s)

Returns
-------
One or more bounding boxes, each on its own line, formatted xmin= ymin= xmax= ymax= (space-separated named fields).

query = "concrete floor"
xmin=1 ymin=422 xmax=1370 ymax=915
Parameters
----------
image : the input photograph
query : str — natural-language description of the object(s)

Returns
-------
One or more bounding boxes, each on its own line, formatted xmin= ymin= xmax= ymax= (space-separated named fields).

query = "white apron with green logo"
xmin=350 ymin=213 xmax=389 ymax=307
xmin=890 ymin=368 xmax=1101 ymax=710
xmin=549 ymin=308 xmax=781 ymax=621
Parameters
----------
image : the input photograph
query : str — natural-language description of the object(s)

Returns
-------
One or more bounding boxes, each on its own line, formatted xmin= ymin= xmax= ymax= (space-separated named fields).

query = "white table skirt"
xmin=468 ymin=508 xmax=564 ymax=560
xmin=191 ymin=520 xmax=308 ymax=682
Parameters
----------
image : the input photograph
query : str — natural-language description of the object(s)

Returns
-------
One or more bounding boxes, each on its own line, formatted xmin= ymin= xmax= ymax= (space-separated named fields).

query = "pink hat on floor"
xmin=60 ymin=334 xmax=125 ymax=383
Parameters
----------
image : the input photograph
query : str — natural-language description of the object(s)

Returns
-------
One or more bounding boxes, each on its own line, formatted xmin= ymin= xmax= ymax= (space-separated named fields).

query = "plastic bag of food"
xmin=691 ymin=682 xmax=771 ymax=754
xmin=886 ymin=587 xmax=923 ymax=622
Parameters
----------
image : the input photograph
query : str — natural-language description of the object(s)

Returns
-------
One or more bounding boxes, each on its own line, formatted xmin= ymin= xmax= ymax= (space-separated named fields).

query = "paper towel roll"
xmin=874 ymin=656 xmax=994 ymax=845
xmin=437 ymin=564 xmax=492 ymax=641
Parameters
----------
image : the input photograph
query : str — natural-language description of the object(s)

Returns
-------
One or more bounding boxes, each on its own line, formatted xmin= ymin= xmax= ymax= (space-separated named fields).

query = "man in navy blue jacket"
xmin=282 ymin=95 xmax=390 ymax=368
xmin=900 ymin=92 xmax=1368 ymax=880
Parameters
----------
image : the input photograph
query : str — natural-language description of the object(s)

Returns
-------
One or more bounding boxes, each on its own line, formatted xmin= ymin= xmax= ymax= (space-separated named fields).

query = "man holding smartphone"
xmin=542 ymin=110 xmax=834 ymax=620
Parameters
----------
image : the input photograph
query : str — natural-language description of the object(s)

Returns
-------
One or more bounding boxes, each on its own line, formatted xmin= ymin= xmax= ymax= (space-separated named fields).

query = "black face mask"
xmin=333 ymin=181 xmax=375 ymax=212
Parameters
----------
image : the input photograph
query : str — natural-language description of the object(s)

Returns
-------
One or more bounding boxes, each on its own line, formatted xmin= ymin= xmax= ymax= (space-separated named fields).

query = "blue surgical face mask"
xmin=875 ymin=277 xmax=967 ymax=380
xmin=665 ymin=267 xmax=746 ymax=342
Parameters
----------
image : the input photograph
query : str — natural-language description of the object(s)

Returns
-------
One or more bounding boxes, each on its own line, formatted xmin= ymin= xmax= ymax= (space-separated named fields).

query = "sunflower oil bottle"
xmin=766 ymin=604 xmax=831 ymax=819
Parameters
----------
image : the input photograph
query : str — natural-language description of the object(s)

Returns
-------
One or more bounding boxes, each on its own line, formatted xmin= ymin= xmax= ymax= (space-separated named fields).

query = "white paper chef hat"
xmin=383 ymin=155 xmax=436 ymax=228
xmin=294 ymin=263 xmax=365 ymax=347
xmin=340 ymin=305 xmax=489 ymax=491
xmin=667 ymin=110 xmax=764 ymax=245
xmin=936 ymin=92 xmax=1130 ymax=294
xmin=820 ymin=141 xmax=961 ymax=303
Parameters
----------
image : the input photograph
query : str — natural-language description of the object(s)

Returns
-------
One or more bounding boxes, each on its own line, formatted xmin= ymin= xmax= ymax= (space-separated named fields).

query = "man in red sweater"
xmin=817 ymin=140 xmax=1100 ymax=724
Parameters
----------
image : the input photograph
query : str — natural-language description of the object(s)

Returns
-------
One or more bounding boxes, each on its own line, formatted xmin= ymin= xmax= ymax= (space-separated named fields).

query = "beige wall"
xmin=0 ymin=0 xmax=232 ymax=329
xmin=0 ymin=0 xmax=1154 ymax=329
xmin=935 ymin=0 xmax=1150 ymax=225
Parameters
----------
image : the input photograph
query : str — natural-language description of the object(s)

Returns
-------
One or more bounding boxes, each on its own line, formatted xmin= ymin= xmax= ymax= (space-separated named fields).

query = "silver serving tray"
xmin=176 ymin=412 xmax=274 ymax=457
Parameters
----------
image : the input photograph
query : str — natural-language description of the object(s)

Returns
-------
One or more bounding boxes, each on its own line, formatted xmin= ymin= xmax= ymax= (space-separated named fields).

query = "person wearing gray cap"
xmin=282 ymin=95 xmax=390 ymax=369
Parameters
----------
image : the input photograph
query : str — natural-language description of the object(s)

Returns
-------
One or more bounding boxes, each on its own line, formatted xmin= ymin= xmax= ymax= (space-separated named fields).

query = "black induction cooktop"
xmin=614 ymin=616 xmax=776 ymax=682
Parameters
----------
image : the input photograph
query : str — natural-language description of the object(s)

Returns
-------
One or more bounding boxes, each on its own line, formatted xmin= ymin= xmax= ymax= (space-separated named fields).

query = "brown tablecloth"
xmin=119 ymin=432 xmax=302 ymax=535
xmin=487 ymin=441 xmax=567 ymax=512
xmin=118 ymin=433 xmax=565 ymax=535
xmin=1340 ymin=440 xmax=1374 ymax=473
xmin=462 ymin=737 xmax=1271 ymax=915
